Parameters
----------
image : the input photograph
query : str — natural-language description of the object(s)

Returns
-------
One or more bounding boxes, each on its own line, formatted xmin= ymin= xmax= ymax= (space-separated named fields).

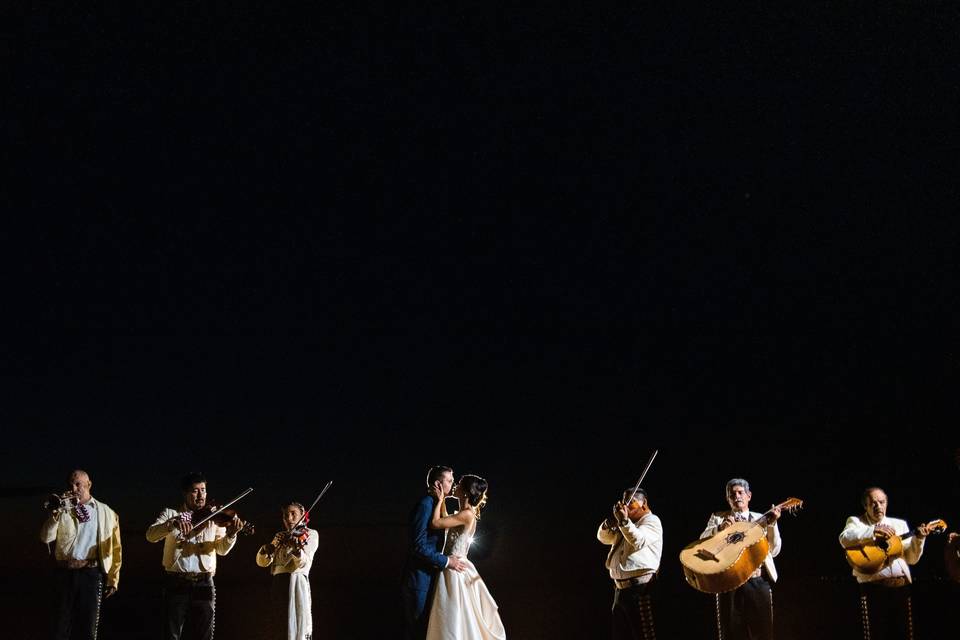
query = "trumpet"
xmin=43 ymin=491 xmax=79 ymax=512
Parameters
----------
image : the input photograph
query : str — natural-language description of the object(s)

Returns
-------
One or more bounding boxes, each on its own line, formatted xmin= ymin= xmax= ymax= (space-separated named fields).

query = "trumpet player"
xmin=40 ymin=469 xmax=122 ymax=640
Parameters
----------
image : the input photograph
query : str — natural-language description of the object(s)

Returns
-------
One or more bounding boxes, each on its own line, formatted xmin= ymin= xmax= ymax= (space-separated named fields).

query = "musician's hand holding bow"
xmin=613 ymin=502 xmax=630 ymax=527
xmin=169 ymin=513 xmax=193 ymax=536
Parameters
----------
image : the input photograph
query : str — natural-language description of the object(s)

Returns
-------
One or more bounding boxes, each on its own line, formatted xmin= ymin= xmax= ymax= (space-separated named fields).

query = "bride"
xmin=425 ymin=474 xmax=506 ymax=640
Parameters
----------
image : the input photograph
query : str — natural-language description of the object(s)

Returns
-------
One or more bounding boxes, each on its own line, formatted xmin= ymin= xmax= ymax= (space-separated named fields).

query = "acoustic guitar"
xmin=680 ymin=498 xmax=803 ymax=594
xmin=844 ymin=519 xmax=947 ymax=574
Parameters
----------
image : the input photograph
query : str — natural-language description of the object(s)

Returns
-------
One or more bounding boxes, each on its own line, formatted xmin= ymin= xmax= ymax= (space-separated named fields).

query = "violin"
xmin=263 ymin=482 xmax=332 ymax=558
xmin=190 ymin=503 xmax=256 ymax=535
xmin=178 ymin=491 xmax=256 ymax=539
xmin=604 ymin=496 xmax=647 ymax=529
xmin=270 ymin=524 xmax=311 ymax=554
xmin=603 ymin=450 xmax=658 ymax=529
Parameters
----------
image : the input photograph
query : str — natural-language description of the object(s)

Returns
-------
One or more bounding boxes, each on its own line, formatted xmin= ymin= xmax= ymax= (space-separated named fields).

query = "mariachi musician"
xmin=839 ymin=487 xmax=930 ymax=640
xmin=146 ymin=472 xmax=248 ymax=640
xmin=596 ymin=486 xmax=663 ymax=640
xmin=699 ymin=477 xmax=781 ymax=640
xmin=948 ymin=531 xmax=960 ymax=582
xmin=40 ymin=469 xmax=122 ymax=640
xmin=256 ymin=500 xmax=319 ymax=640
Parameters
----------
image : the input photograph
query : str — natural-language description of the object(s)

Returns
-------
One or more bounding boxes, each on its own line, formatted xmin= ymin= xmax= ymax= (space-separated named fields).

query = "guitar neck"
xmin=891 ymin=520 xmax=945 ymax=541
xmin=757 ymin=500 xmax=793 ymax=524
xmin=899 ymin=527 xmax=926 ymax=541
xmin=755 ymin=514 xmax=777 ymax=528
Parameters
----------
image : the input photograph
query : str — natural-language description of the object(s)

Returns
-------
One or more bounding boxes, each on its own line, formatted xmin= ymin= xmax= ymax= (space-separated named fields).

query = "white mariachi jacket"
xmin=597 ymin=512 xmax=663 ymax=580
xmin=40 ymin=497 xmax=122 ymax=589
xmin=146 ymin=507 xmax=237 ymax=574
xmin=839 ymin=514 xmax=923 ymax=583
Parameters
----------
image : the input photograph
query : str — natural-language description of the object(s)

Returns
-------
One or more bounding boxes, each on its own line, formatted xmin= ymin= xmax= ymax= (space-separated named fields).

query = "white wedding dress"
xmin=425 ymin=522 xmax=506 ymax=640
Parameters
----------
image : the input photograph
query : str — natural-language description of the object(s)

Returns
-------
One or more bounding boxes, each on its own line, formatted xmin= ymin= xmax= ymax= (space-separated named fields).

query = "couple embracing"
xmin=401 ymin=465 xmax=506 ymax=640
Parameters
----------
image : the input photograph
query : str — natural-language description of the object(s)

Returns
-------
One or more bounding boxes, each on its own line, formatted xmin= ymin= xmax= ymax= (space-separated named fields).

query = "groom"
xmin=401 ymin=465 xmax=466 ymax=640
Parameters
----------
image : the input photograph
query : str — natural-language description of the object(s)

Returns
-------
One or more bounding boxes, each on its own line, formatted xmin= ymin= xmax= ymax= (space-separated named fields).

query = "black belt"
xmin=868 ymin=577 xmax=908 ymax=588
xmin=165 ymin=571 xmax=212 ymax=582
xmin=614 ymin=575 xmax=654 ymax=589
xmin=57 ymin=558 xmax=99 ymax=569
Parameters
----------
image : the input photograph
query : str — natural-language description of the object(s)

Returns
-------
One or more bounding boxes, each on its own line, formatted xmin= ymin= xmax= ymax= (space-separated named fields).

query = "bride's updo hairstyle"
xmin=458 ymin=474 xmax=489 ymax=518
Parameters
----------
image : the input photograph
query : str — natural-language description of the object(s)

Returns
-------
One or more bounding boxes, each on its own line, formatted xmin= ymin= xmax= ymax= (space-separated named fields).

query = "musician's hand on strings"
xmin=225 ymin=514 xmax=243 ymax=537
xmin=173 ymin=515 xmax=193 ymax=536
xmin=915 ymin=522 xmax=930 ymax=540
xmin=874 ymin=524 xmax=895 ymax=541
xmin=718 ymin=514 xmax=736 ymax=531
xmin=264 ymin=532 xmax=284 ymax=554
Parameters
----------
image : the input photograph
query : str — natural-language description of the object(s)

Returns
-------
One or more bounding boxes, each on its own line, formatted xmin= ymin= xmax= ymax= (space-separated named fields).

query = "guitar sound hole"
xmin=725 ymin=532 xmax=745 ymax=544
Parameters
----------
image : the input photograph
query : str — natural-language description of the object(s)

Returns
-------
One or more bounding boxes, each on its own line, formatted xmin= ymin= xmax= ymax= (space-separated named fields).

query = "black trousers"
xmin=858 ymin=583 xmax=913 ymax=640
xmin=716 ymin=576 xmax=773 ymax=640
xmin=400 ymin=587 xmax=430 ymax=640
xmin=269 ymin=573 xmax=292 ymax=638
xmin=52 ymin=567 xmax=103 ymax=640
xmin=162 ymin=572 xmax=216 ymax=640
xmin=612 ymin=579 xmax=657 ymax=640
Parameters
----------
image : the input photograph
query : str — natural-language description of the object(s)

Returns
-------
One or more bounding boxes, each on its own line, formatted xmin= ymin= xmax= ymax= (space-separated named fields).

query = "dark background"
xmin=4 ymin=2 xmax=960 ymax=638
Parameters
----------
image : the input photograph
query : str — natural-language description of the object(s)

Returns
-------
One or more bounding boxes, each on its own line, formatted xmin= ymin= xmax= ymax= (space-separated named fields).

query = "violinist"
xmin=256 ymin=501 xmax=319 ymax=640
xmin=596 ymin=487 xmax=663 ymax=640
xmin=146 ymin=472 xmax=245 ymax=640
xmin=40 ymin=469 xmax=122 ymax=640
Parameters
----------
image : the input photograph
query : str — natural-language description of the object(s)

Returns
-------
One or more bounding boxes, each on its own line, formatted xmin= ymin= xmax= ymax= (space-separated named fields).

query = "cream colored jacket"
xmin=597 ymin=512 xmax=663 ymax=580
xmin=256 ymin=528 xmax=319 ymax=576
xmin=146 ymin=507 xmax=237 ymax=573
xmin=839 ymin=515 xmax=923 ymax=583
xmin=40 ymin=498 xmax=122 ymax=589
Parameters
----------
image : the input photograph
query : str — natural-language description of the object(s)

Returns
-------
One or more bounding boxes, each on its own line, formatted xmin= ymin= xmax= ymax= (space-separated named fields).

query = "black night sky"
xmin=4 ymin=3 xmax=960 ymax=639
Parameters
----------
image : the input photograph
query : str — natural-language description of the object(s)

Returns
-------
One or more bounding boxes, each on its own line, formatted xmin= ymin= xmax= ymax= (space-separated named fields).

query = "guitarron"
xmin=680 ymin=498 xmax=803 ymax=594
xmin=844 ymin=519 xmax=946 ymax=574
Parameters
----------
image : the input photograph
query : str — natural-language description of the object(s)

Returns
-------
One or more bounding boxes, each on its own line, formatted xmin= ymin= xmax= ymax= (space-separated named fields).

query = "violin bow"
xmin=186 ymin=487 xmax=254 ymax=535
xmin=627 ymin=449 xmax=658 ymax=504
xmin=293 ymin=480 xmax=333 ymax=530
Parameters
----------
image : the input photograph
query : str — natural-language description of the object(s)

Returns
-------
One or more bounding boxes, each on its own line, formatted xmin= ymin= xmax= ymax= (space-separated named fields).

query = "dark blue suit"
xmin=400 ymin=495 xmax=447 ymax=639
